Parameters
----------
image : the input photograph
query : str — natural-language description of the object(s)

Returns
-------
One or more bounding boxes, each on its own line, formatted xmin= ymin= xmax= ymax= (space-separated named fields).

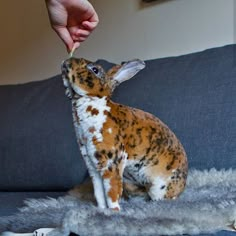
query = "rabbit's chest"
xmin=72 ymin=96 xmax=111 ymax=157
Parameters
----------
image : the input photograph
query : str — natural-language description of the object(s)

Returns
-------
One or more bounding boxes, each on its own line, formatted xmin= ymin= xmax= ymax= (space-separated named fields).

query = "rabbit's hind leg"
xmin=147 ymin=176 xmax=170 ymax=201
xmin=147 ymin=171 xmax=186 ymax=200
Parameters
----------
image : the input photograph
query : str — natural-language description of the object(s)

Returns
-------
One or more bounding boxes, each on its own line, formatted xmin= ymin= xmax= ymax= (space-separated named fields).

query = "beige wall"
xmin=0 ymin=0 xmax=234 ymax=85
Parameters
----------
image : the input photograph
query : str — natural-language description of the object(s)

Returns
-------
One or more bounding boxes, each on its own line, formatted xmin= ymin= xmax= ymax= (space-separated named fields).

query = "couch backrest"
xmin=0 ymin=45 xmax=235 ymax=191
xmin=0 ymin=77 xmax=88 ymax=190
xmin=113 ymin=45 xmax=236 ymax=171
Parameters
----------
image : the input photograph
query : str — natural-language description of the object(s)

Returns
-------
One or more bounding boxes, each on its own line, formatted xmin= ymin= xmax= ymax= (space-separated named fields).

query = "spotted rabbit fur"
xmin=62 ymin=58 xmax=188 ymax=211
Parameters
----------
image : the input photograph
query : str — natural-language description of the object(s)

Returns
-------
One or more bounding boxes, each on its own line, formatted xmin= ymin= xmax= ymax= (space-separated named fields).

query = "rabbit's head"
xmin=61 ymin=58 xmax=145 ymax=98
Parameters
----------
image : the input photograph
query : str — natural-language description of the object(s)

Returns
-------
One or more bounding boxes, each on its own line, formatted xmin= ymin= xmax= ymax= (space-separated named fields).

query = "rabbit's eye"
xmin=87 ymin=63 xmax=104 ymax=79
xmin=92 ymin=67 xmax=99 ymax=74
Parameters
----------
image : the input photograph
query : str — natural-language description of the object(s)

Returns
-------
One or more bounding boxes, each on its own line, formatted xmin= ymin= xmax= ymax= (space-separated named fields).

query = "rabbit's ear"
xmin=108 ymin=59 xmax=145 ymax=90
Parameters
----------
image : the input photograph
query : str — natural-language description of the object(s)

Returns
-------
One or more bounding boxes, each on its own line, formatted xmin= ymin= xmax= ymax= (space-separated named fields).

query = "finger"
xmin=73 ymin=42 xmax=80 ymax=49
xmin=76 ymin=29 xmax=90 ymax=37
xmin=84 ymin=7 xmax=99 ymax=30
xmin=82 ymin=20 xmax=99 ymax=31
xmin=78 ymin=37 xmax=87 ymax=42
xmin=72 ymin=35 xmax=87 ymax=42
xmin=53 ymin=26 xmax=74 ymax=51
xmin=68 ymin=26 xmax=78 ymax=36
xmin=69 ymin=26 xmax=90 ymax=40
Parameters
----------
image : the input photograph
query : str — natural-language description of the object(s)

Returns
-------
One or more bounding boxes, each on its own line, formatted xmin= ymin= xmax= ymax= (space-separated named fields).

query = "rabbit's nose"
xmin=62 ymin=58 xmax=70 ymax=67
xmin=61 ymin=59 xmax=72 ymax=72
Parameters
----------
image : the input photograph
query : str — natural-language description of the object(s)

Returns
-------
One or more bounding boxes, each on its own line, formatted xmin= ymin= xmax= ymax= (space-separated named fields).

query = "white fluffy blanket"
xmin=0 ymin=169 xmax=236 ymax=236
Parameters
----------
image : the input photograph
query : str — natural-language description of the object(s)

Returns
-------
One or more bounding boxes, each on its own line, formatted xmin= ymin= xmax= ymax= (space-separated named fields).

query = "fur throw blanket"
xmin=0 ymin=169 xmax=236 ymax=236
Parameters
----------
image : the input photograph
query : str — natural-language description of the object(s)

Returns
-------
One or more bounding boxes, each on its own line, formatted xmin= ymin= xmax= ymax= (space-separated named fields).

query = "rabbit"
xmin=61 ymin=58 xmax=188 ymax=211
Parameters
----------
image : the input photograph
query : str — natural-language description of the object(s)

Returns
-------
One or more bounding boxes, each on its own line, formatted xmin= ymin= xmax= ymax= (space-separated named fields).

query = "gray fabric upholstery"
xmin=0 ymin=77 xmax=87 ymax=191
xmin=0 ymin=192 xmax=66 ymax=217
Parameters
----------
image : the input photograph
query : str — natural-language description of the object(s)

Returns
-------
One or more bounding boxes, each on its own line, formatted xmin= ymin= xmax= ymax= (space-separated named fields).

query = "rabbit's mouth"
xmin=61 ymin=60 xmax=75 ymax=99
xmin=62 ymin=75 xmax=74 ymax=99
xmin=61 ymin=65 xmax=70 ymax=88
xmin=61 ymin=59 xmax=70 ymax=75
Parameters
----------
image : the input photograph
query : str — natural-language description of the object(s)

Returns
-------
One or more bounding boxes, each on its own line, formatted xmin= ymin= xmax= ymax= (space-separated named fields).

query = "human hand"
xmin=45 ymin=0 xmax=99 ymax=52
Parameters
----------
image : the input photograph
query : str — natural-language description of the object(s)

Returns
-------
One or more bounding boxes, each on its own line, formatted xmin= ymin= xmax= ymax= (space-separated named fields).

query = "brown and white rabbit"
xmin=61 ymin=58 xmax=188 ymax=211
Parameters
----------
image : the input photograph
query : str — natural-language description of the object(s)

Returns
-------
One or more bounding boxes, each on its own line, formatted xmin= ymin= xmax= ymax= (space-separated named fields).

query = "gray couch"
xmin=0 ymin=45 xmax=235 ymax=235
